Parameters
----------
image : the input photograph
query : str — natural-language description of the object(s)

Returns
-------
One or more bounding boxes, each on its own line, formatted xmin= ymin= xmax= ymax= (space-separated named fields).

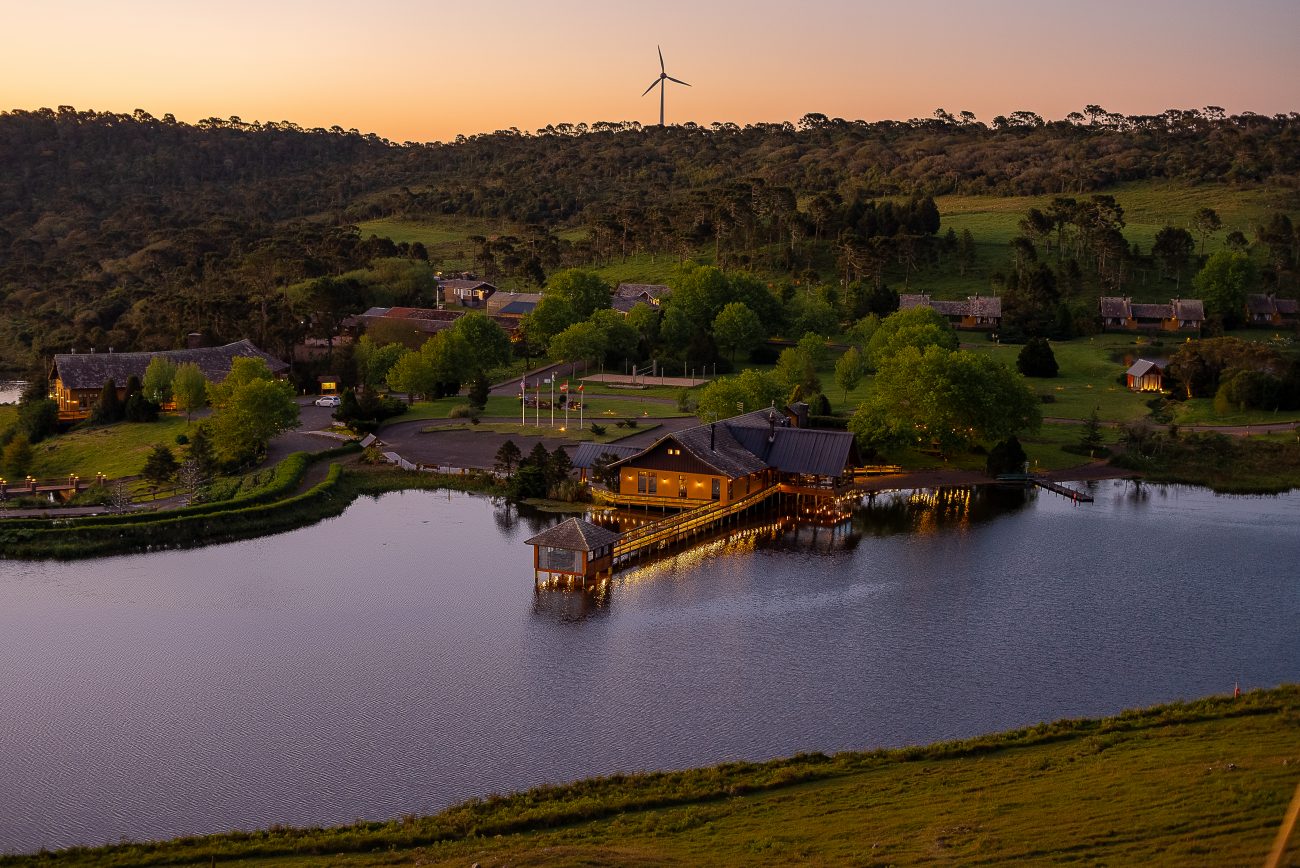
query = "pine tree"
xmin=493 ymin=440 xmax=522 ymax=478
xmin=92 ymin=379 xmax=124 ymax=424
xmin=187 ymin=424 xmax=218 ymax=477
xmin=1080 ymin=407 xmax=1105 ymax=454
xmin=142 ymin=444 xmax=178 ymax=490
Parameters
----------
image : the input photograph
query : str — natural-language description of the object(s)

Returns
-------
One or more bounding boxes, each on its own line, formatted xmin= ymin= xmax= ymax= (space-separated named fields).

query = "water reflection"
xmin=846 ymin=485 xmax=1029 ymax=537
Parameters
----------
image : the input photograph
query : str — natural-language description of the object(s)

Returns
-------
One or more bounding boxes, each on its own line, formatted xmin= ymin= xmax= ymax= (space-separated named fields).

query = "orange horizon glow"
xmin=4 ymin=0 xmax=1298 ymax=144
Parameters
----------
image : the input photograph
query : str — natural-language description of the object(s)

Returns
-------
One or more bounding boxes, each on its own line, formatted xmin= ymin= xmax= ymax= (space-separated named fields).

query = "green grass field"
xmin=11 ymin=686 xmax=1297 ymax=867
xmin=360 ymin=180 xmax=1299 ymax=302
xmin=23 ymin=415 xmax=192 ymax=479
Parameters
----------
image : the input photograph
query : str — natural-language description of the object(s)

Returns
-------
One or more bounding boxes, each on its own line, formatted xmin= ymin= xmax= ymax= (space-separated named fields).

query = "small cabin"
xmin=525 ymin=517 xmax=622 ymax=585
xmin=1126 ymin=359 xmax=1165 ymax=392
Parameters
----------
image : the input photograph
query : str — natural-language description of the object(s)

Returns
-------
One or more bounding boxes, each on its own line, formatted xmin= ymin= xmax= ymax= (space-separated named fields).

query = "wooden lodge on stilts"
xmin=525 ymin=517 xmax=622 ymax=587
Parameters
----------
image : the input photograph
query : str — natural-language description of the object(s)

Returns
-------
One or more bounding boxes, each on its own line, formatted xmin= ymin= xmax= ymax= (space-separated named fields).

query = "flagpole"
xmin=534 ymin=380 xmax=539 ymax=427
xmin=550 ymin=377 xmax=555 ymax=428
xmin=579 ymin=382 xmax=584 ymax=429
xmin=520 ymin=376 xmax=525 ymax=426
xmin=564 ymin=380 xmax=569 ymax=430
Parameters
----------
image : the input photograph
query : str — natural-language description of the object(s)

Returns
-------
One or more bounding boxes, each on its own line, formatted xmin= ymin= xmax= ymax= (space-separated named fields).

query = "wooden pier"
xmin=611 ymin=484 xmax=781 ymax=566
xmin=996 ymin=474 xmax=1094 ymax=503
xmin=0 ymin=473 xmax=105 ymax=502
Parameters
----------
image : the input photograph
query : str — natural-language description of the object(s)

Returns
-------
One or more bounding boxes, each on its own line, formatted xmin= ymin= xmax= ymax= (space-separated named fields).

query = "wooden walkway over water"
xmin=611 ymin=484 xmax=782 ymax=566
xmin=996 ymin=474 xmax=1094 ymax=503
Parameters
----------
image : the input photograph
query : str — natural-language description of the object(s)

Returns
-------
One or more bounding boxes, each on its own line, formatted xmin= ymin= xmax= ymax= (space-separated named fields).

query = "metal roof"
xmin=1130 ymin=303 xmax=1171 ymax=320
xmin=498 ymin=300 xmax=538 ymax=316
xmin=1126 ymin=358 xmax=1163 ymax=378
xmin=524 ymin=517 xmax=622 ymax=551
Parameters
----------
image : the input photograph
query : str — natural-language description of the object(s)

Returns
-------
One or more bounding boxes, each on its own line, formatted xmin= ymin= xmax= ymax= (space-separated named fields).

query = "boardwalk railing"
xmin=612 ymin=484 xmax=780 ymax=563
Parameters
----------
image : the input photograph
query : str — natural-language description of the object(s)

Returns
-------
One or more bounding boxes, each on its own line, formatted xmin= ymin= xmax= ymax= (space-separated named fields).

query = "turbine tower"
xmin=642 ymin=45 xmax=690 ymax=126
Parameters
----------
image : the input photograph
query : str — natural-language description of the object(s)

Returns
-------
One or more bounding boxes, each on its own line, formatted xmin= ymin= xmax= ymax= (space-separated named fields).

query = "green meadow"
xmin=8 ymin=685 xmax=1296 ymax=867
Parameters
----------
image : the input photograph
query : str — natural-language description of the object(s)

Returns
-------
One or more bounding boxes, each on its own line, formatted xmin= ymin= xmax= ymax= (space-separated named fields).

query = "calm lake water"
xmin=1 ymin=482 xmax=1297 ymax=853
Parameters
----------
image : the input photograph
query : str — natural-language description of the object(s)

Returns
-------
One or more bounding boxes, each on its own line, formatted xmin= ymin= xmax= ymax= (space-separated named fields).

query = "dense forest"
xmin=2 ymin=104 xmax=1299 ymax=370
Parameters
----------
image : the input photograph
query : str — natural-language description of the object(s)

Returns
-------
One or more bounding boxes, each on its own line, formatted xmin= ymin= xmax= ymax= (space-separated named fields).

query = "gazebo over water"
xmin=524 ymin=517 xmax=622 ymax=586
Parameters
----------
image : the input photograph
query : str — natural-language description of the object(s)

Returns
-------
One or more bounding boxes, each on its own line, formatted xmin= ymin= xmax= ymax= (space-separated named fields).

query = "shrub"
xmin=175 ymin=433 xmax=189 ymax=445
xmin=624 ymin=417 xmax=638 ymax=428
xmin=589 ymin=423 xmax=607 ymax=436
xmin=449 ymin=403 xmax=475 ymax=419
xmin=1017 ymin=337 xmax=1059 ymax=378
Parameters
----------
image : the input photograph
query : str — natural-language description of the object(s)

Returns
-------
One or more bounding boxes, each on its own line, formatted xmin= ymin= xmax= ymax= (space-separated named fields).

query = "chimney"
xmin=710 ymin=423 xmax=716 ymax=450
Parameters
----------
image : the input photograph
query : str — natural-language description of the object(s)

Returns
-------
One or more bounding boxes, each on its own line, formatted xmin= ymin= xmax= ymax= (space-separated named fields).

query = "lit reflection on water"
xmin=0 ymin=483 xmax=1296 ymax=854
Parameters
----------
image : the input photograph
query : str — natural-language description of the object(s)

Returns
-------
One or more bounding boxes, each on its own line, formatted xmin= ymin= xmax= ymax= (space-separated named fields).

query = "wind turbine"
xmin=642 ymin=45 xmax=690 ymax=126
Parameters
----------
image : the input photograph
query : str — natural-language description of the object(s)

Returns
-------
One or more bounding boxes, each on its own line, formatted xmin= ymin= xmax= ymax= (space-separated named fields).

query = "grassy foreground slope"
xmin=9 ymin=686 xmax=1298 ymax=867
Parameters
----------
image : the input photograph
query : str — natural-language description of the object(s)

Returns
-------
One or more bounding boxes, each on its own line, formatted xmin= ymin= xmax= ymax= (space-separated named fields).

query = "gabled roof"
xmin=1099 ymin=297 xmax=1131 ymax=318
xmin=610 ymin=297 xmax=641 ymax=313
xmin=524 ymin=517 xmax=622 ymax=551
xmin=52 ymin=340 xmax=288 ymax=391
xmin=1172 ymin=298 xmax=1204 ymax=320
xmin=899 ymin=294 xmax=1001 ymax=319
xmin=570 ymin=442 xmax=642 ymax=470
xmin=1276 ymin=298 xmax=1299 ymax=315
xmin=441 ymin=278 xmax=497 ymax=295
xmin=1246 ymin=293 xmax=1276 ymax=315
xmin=1130 ymin=303 xmax=1171 ymax=320
xmin=1126 ymin=358 xmax=1164 ymax=378
xmin=968 ymin=295 xmax=1002 ymax=318
xmin=608 ymin=407 xmax=854 ymax=480
xmin=614 ymin=283 xmax=671 ymax=301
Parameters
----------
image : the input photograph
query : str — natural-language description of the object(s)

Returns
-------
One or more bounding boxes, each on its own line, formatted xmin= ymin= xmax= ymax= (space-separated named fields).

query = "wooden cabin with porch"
xmin=49 ymin=340 xmax=289 ymax=421
xmin=525 ymin=517 xmax=622 ymax=585
xmin=899 ymin=294 xmax=1002 ymax=330
xmin=1099 ymin=297 xmax=1204 ymax=333
xmin=599 ymin=408 xmax=858 ymax=510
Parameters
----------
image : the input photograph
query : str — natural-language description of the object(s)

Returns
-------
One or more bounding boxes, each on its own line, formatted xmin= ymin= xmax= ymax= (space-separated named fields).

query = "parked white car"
xmin=314 ymin=394 xmax=341 ymax=407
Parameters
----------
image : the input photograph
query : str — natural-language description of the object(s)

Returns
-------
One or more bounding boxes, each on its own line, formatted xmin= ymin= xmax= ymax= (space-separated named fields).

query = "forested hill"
xmin=1 ymin=105 xmax=1298 ymax=369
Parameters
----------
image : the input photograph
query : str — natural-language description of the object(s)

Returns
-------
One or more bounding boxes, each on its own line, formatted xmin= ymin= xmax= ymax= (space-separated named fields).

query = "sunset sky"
xmin=5 ymin=0 xmax=1298 ymax=142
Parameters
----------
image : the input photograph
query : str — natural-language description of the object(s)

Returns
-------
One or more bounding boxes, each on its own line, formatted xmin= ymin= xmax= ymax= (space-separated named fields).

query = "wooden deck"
xmin=996 ymin=474 xmax=1094 ymax=503
xmin=611 ymin=484 xmax=781 ymax=565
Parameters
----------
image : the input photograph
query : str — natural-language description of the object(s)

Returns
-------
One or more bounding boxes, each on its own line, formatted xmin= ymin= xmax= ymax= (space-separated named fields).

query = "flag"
xmin=561 ymin=381 xmax=569 ymax=393
xmin=578 ymin=382 xmax=584 ymax=392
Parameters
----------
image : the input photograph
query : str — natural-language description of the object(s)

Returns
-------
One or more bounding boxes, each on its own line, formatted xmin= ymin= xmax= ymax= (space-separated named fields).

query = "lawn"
xmin=14 ymin=686 xmax=1298 ymax=867
xmin=23 ymin=414 xmax=193 ymax=479
xmin=964 ymin=334 xmax=1158 ymax=423
xmin=385 ymin=394 xmax=688 ymax=427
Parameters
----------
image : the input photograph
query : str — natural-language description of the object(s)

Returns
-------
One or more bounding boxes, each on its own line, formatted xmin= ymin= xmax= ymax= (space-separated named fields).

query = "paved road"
xmin=377 ymin=415 xmax=698 ymax=471
xmin=1043 ymin=416 xmax=1300 ymax=437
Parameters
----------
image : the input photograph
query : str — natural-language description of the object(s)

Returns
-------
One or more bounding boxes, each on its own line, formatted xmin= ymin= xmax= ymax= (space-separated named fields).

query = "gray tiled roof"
xmin=1098 ymin=297 xmax=1131 ymax=319
xmin=614 ymin=283 xmax=671 ymax=300
xmin=968 ymin=295 xmax=1002 ymax=318
xmin=1246 ymin=294 xmax=1276 ymax=315
xmin=52 ymin=340 xmax=288 ymax=391
xmin=524 ymin=517 xmax=622 ymax=551
xmin=1130 ymin=303 xmax=1171 ymax=320
xmin=1172 ymin=299 xmax=1204 ymax=321
xmin=570 ymin=442 xmax=641 ymax=470
xmin=898 ymin=294 xmax=1001 ymax=319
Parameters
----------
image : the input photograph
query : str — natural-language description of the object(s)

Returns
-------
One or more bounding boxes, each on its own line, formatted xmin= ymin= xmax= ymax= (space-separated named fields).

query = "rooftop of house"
xmin=610 ymin=407 xmax=857 ymax=480
xmin=1126 ymin=358 xmax=1165 ymax=378
xmin=614 ymin=283 xmax=671 ymax=301
xmin=524 ymin=517 xmax=623 ymax=552
xmin=51 ymin=340 xmax=288 ymax=391
xmin=899 ymin=294 xmax=1001 ymax=318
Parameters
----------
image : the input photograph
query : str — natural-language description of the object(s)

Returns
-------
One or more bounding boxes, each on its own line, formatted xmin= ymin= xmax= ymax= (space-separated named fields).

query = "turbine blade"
xmin=658 ymin=45 xmax=665 ymax=73
xmin=642 ymin=80 xmax=661 ymax=97
xmin=666 ymin=76 xmax=691 ymax=87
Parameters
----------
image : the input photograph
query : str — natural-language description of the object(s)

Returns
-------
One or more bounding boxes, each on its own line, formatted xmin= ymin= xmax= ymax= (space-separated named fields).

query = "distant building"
xmin=1098 ymin=297 xmax=1204 ymax=332
xmin=49 ymin=339 xmax=289 ymax=420
xmin=614 ymin=283 xmax=672 ymax=306
xmin=1245 ymin=293 xmax=1299 ymax=327
xmin=524 ymin=517 xmax=622 ymax=584
xmin=897 ymin=294 xmax=1001 ymax=330
xmin=350 ymin=306 xmax=522 ymax=342
xmin=487 ymin=291 xmax=544 ymax=318
xmin=439 ymin=278 xmax=497 ymax=307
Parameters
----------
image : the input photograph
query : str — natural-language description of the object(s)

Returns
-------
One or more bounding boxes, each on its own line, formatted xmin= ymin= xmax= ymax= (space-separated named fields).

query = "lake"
xmin=0 ymin=482 xmax=1297 ymax=853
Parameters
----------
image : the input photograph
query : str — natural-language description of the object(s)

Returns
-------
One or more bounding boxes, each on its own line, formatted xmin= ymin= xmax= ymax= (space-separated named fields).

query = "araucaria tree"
xmin=1017 ymin=337 xmax=1059 ymax=378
